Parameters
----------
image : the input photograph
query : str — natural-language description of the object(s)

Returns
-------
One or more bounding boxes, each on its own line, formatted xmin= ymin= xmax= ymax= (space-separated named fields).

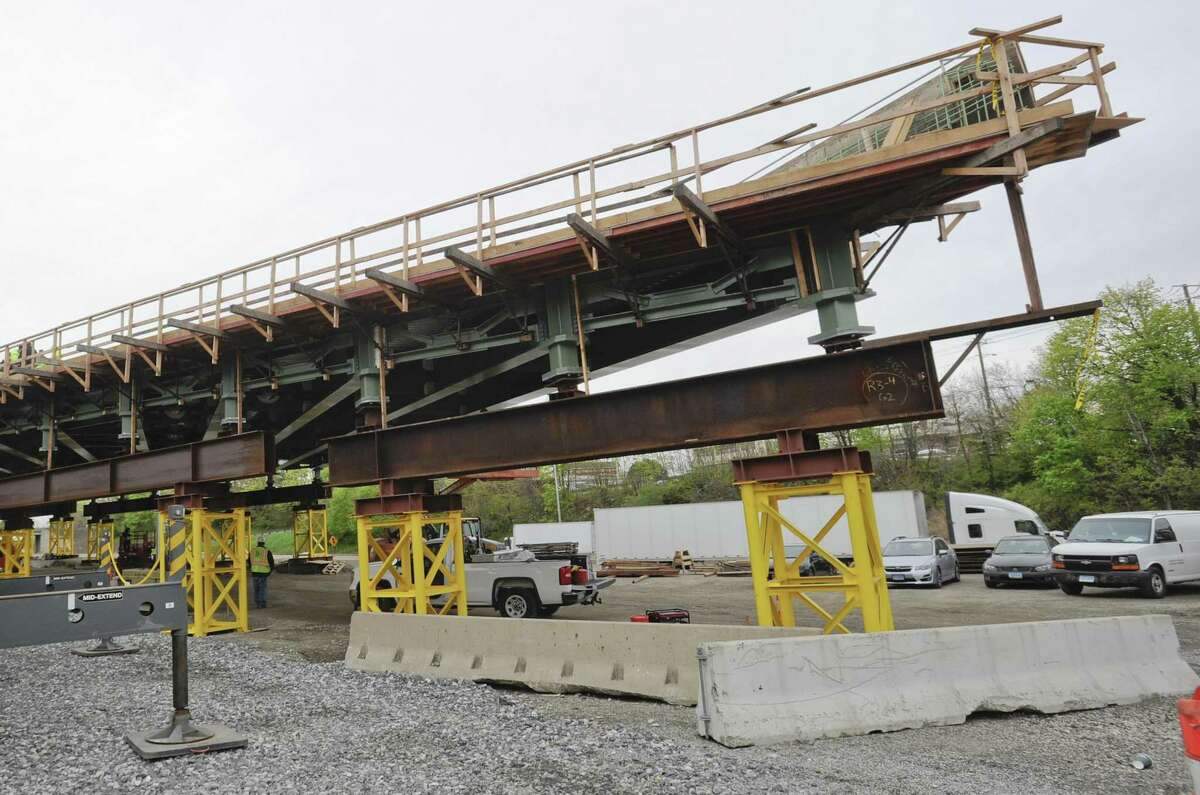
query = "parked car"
xmin=982 ymin=534 xmax=1057 ymax=588
xmin=883 ymin=537 xmax=959 ymax=587
xmin=1052 ymin=511 xmax=1200 ymax=598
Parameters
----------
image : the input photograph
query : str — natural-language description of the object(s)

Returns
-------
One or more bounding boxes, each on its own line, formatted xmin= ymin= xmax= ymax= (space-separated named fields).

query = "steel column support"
xmin=219 ymin=355 xmax=241 ymax=433
xmin=38 ymin=405 xmax=55 ymax=464
xmin=353 ymin=327 xmax=381 ymax=428
xmin=805 ymin=222 xmax=875 ymax=350
xmin=541 ymin=279 xmax=583 ymax=389
xmin=118 ymin=384 xmax=134 ymax=443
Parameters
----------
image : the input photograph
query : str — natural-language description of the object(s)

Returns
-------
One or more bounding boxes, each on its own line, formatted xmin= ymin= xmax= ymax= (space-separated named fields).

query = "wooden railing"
xmin=1 ymin=15 xmax=1120 ymax=382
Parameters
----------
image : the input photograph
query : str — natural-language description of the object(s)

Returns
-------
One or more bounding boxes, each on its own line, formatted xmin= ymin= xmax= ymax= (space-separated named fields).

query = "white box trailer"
xmin=593 ymin=502 xmax=748 ymax=560
xmin=592 ymin=490 xmax=928 ymax=561
xmin=511 ymin=521 xmax=595 ymax=555
xmin=778 ymin=490 xmax=927 ymax=560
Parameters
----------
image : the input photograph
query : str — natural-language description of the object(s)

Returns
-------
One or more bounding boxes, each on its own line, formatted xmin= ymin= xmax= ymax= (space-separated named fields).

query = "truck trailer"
xmin=514 ymin=490 xmax=930 ymax=564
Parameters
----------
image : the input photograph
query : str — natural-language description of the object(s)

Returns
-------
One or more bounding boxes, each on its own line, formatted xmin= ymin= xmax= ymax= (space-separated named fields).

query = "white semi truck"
xmin=350 ymin=519 xmax=612 ymax=618
xmin=944 ymin=491 xmax=1053 ymax=546
xmin=943 ymin=491 xmax=1056 ymax=572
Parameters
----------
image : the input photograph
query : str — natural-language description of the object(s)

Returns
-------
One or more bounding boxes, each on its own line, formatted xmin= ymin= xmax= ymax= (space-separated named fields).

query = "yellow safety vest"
xmin=251 ymin=546 xmax=271 ymax=574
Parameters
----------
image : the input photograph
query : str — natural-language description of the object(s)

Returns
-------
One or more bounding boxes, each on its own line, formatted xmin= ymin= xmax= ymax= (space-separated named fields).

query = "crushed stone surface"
xmin=0 ymin=628 xmax=1193 ymax=794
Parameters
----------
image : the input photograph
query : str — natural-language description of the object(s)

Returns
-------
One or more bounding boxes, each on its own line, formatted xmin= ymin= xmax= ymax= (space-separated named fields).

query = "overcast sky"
xmin=1 ymin=2 xmax=1195 ymax=396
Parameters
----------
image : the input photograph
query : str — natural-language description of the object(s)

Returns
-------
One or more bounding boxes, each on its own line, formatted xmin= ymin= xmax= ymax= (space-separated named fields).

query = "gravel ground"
xmin=0 ymin=629 xmax=1194 ymax=794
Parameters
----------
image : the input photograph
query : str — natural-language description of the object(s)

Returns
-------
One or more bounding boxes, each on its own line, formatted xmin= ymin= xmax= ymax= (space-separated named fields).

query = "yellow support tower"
xmin=86 ymin=520 xmax=114 ymax=562
xmin=735 ymin=445 xmax=894 ymax=634
xmin=0 ymin=529 xmax=33 ymax=578
xmin=164 ymin=508 xmax=250 ymax=637
xmin=356 ymin=511 xmax=467 ymax=616
xmin=47 ymin=518 xmax=76 ymax=557
xmin=293 ymin=507 xmax=330 ymax=560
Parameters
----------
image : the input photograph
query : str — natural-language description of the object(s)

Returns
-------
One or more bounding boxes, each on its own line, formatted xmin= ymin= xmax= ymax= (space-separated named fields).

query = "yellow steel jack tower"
xmin=47 ymin=518 xmax=76 ymax=557
xmin=293 ymin=506 xmax=331 ymax=561
xmin=733 ymin=437 xmax=894 ymax=634
xmin=86 ymin=519 xmax=114 ymax=562
xmin=163 ymin=508 xmax=250 ymax=636
xmin=0 ymin=528 xmax=33 ymax=578
xmin=353 ymin=480 xmax=468 ymax=616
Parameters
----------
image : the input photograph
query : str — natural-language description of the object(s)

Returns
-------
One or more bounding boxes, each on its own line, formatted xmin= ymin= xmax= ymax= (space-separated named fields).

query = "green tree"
xmin=462 ymin=477 xmax=546 ymax=538
xmin=1001 ymin=280 xmax=1199 ymax=526
xmin=625 ymin=458 xmax=667 ymax=492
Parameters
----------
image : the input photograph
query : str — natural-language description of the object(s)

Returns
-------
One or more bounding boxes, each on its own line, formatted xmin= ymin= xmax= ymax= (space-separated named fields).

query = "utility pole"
xmin=552 ymin=464 xmax=563 ymax=522
xmin=949 ymin=391 xmax=970 ymax=466
xmin=1182 ymin=284 xmax=1200 ymax=349
xmin=976 ymin=341 xmax=997 ymax=437
xmin=976 ymin=341 xmax=996 ymax=488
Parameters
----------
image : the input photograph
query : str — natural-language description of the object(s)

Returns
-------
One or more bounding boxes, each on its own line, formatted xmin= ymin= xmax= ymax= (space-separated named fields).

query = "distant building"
xmin=688 ymin=440 xmax=776 ymax=468
xmin=562 ymin=460 xmax=620 ymax=489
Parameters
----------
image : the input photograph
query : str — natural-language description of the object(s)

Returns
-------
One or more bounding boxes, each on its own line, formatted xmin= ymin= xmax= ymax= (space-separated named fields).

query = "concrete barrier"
xmin=696 ymin=615 xmax=1200 ymax=747
xmin=345 ymin=612 xmax=816 ymax=705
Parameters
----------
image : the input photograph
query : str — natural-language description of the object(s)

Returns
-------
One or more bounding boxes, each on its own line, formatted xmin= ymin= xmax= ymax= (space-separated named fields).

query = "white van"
xmin=1051 ymin=510 xmax=1200 ymax=598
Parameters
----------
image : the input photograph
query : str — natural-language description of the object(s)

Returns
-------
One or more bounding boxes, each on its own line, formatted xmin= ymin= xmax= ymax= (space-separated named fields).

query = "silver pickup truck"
xmin=350 ymin=532 xmax=613 ymax=618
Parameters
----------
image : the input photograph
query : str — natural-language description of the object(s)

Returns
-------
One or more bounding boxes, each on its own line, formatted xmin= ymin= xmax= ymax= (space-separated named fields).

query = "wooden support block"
xmin=167 ymin=318 xmax=234 ymax=342
xmin=111 ymin=334 xmax=169 ymax=353
xmin=941 ymin=166 xmax=1023 ymax=177
xmin=290 ymin=282 xmax=356 ymax=313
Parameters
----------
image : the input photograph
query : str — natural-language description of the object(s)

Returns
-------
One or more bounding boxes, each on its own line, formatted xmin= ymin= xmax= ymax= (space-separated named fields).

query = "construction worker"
xmin=249 ymin=539 xmax=275 ymax=608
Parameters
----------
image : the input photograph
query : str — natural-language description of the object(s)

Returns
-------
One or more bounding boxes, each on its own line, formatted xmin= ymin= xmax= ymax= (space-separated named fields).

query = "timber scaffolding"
xmin=0 ymin=16 xmax=1134 ymax=527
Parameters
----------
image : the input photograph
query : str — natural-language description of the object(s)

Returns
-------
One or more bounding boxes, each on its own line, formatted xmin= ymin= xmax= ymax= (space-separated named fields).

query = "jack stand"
xmin=126 ymin=629 xmax=248 ymax=760
xmin=71 ymin=635 xmax=138 ymax=657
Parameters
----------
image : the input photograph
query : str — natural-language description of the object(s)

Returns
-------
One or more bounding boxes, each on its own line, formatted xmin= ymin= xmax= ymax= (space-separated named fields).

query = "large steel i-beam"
xmin=0 ymin=432 xmax=273 ymax=513
xmin=326 ymin=340 xmax=942 ymax=485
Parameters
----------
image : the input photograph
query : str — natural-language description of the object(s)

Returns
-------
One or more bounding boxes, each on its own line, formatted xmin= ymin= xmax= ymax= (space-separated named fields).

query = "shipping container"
xmin=587 ymin=490 xmax=928 ymax=561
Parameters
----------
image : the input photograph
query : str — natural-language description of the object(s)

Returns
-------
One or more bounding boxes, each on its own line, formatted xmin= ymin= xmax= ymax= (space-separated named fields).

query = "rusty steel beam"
xmin=731 ymin=447 xmax=873 ymax=484
xmin=354 ymin=493 xmax=463 ymax=517
xmin=326 ymin=341 xmax=942 ymax=485
xmin=0 ymin=432 xmax=273 ymax=512
xmin=203 ymin=483 xmax=328 ymax=512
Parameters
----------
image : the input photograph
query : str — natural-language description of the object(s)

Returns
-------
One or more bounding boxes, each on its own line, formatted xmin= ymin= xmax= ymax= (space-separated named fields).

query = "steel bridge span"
xmin=0 ymin=15 xmax=1135 ymax=525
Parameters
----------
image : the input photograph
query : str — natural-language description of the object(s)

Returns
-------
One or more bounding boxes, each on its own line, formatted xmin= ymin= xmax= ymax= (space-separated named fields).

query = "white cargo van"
xmin=1051 ymin=510 xmax=1200 ymax=598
